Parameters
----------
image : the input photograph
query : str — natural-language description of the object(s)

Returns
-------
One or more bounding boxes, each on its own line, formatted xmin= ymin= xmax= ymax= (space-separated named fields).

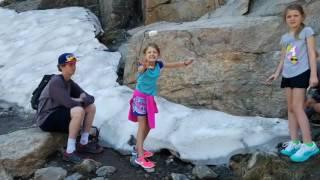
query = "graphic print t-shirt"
xmin=280 ymin=27 xmax=315 ymax=78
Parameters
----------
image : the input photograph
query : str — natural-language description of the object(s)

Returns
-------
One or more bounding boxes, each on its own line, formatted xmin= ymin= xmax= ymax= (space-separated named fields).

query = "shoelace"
xmin=282 ymin=141 xmax=289 ymax=148
xmin=282 ymin=141 xmax=300 ymax=149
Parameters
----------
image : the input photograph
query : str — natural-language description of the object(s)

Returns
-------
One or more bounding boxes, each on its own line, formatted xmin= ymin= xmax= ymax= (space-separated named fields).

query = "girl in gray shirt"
xmin=266 ymin=4 xmax=319 ymax=163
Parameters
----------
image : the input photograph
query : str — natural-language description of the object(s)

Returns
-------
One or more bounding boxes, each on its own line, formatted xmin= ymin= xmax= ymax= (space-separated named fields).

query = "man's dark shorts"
xmin=40 ymin=107 xmax=71 ymax=133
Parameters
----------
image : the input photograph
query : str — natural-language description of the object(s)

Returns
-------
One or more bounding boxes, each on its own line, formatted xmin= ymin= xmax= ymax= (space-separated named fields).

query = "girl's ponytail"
xmin=295 ymin=23 xmax=305 ymax=39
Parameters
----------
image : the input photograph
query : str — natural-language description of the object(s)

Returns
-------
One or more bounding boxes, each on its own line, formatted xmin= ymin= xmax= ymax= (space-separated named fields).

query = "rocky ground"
xmin=0 ymin=100 xmax=238 ymax=180
xmin=1 ymin=99 xmax=320 ymax=180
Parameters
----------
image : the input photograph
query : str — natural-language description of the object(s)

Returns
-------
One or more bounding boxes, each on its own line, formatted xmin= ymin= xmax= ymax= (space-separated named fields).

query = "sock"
xmin=80 ymin=132 xmax=89 ymax=145
xmin=66 ymin=138 xmax=76 ymax=153
xmin=292 ymin=140 xmax=300 ymax=144
xmin=304 ymin=142 xmax=314 ymax=147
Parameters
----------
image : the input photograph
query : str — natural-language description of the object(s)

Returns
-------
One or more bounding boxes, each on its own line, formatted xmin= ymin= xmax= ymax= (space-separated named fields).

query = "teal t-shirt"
xmin=136 ymin=60 xmax=164 ymax=96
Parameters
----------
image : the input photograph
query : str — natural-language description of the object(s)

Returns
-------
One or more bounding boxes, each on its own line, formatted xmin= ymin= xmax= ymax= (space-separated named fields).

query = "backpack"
xmin=77 ymin=126 xmax=100 ymax=144
xmin=30 ymin=74 xmax=54 ymax=110
xmin=88 ymin=126 xmax=100 ymax=144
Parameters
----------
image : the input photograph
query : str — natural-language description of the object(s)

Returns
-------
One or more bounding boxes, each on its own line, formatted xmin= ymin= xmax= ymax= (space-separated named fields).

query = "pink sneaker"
xmin=134 ymin=157 xmax=155 ymax=169
xmin=143 ymin=150 xmax=154 ymax=158
xmin=132 ymin=147 xmax=154 ymax=158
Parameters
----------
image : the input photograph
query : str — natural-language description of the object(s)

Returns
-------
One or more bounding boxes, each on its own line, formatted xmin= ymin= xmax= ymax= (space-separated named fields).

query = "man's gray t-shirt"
xmin=280 ymin=26 xmax=315 ymax=78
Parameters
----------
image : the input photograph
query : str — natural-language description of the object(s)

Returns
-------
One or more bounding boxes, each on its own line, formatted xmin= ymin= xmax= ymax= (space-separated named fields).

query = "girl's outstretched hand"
xmin=265 ymin=73 xmax=278 ymax=85
xmin=184 ymin=59 xmax=194 ymax=66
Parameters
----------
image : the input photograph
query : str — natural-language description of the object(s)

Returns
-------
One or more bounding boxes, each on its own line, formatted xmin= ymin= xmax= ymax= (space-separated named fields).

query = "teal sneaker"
xmin=280 ymin=141 xmax=301 ymax=156
xmin=290 ymin=142 xmax=319 ymax=162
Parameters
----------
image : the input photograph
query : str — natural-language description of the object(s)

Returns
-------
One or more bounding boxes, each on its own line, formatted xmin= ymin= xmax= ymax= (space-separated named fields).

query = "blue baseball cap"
xmin=58 ymin=53 xmax=78 ymax=65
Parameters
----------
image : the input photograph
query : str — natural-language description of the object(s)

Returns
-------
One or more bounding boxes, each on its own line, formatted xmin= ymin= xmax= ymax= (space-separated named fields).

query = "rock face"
xmin=144 ymin=0 xmax=225 ymax=25
xmin=200 ymin=0 xmax=250 ymax=19
xmin=123 ymin=16 xmax=287 ymax=117
xmin=0 ymin=128 xmax=66 ymax=178
xmin=39 ymin=0 xmax=142 ymax=31
xmin=39 ymin=0 xmax=100 ymax=16
xmin=99 ymin=0 xmax=142 ymax=30
xmin=0 ymin=0 xmax=41 ymax=12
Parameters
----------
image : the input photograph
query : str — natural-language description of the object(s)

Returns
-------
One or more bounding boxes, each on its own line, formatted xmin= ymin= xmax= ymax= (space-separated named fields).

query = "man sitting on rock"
xmin=35 ymin=53 xmax=103 ymax=163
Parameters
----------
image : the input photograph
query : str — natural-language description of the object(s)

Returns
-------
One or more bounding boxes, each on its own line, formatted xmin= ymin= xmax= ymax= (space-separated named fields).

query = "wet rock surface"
xmin=0 ymin=0 xmax=41 ymax=12
xmin=0 ymin=100 xmax=35 ymax=135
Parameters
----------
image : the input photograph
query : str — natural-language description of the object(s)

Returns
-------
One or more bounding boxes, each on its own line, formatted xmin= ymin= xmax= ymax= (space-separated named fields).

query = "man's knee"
xmin=71 ymin=106 xmax=85 ymax=119
xmin=85 ymin=104 xmax=96 ymax=114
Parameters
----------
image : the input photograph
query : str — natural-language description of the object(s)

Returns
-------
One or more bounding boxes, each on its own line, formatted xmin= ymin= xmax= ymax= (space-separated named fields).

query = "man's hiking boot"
xmin=77 ymin=143 xmax=104 ymax=154
xmin=132 ymin=147 xmax=154 ymax=158
xmin=134 ymin=157 xmax=155 ymax=169
xmin=63 ymin=151 xmax=83 ymax=164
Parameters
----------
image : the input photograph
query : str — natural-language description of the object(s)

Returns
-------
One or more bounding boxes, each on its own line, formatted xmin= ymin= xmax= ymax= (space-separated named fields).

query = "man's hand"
xmin=71 ymin=97 xmax=83 ymax=102
xmin=80 ymin=93 xmax=87 ymax=100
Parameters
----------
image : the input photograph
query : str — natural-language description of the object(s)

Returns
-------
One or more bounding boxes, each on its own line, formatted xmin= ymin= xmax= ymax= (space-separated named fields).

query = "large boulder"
xmin=144 ymin=0 xmax=225 ymax=25
xmin=0 ymin=128 xmax=66 ymax=178
xmin=39 ymin=0 xmax=91 ymax=9
xmin=123 ymin=16 xmax=287 ymax=117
